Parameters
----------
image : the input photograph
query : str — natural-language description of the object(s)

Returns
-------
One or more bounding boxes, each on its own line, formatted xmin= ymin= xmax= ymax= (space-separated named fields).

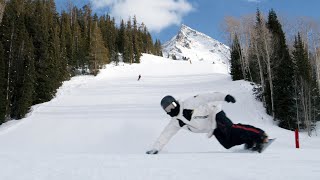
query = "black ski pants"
xmin=213 ymin=111 xmax=265 ymax=149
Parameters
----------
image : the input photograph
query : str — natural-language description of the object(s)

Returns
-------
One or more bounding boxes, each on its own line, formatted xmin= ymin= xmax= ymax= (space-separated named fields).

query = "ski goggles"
xmin=164 ymin=102 xmax=177 ymax=113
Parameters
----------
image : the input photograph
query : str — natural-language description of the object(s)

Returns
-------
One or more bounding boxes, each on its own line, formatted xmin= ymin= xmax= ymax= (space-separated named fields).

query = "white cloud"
xmin=90 ymin=0 xmax=194 ymax=33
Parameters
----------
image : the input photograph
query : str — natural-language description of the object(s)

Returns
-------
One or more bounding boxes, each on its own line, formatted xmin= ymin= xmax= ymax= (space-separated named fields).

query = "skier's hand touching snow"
xmin=146 ymin=149 xmax=159 ymax=154
xmin=225 ymin=94 xmax=236 ymax=103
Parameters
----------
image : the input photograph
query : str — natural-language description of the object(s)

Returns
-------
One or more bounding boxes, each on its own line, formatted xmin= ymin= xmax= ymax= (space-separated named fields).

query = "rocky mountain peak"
xmin=162 ymin=24 xmax=230 ymax=67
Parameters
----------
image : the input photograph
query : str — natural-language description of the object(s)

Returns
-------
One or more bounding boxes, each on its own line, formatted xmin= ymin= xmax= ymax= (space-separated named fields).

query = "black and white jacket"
xmin=152 ymin=92 xmax=228 ymax=151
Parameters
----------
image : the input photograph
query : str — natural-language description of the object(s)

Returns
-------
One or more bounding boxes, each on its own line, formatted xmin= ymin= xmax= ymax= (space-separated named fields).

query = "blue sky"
xmin=55 ymin=0 xmax=320 ymax=44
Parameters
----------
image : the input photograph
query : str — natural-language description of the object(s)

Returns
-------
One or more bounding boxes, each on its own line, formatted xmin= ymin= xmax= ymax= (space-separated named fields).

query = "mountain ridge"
xmin=162 ymin=24 xmax=230 ymax=68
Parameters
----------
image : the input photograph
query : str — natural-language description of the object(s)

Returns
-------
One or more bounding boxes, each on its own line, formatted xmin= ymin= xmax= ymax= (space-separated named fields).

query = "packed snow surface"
xmin=0 ymin=54 xmax=319 ymax=180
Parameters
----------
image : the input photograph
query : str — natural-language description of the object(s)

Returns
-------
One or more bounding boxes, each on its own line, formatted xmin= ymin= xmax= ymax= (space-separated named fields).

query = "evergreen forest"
xmin=0 ymin=0 xmax=162 ymax=124
xmin=227 ymin=9 xmax=320 ymax=135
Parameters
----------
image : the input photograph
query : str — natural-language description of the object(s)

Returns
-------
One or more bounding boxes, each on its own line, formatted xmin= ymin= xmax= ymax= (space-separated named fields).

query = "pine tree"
xmin=145 ymin=31 xmax=153 ymax=54
xmin=0 ymin=41 xmax=5 ymax=124
xmin=117 ymin=19 xmax=126 ymax=54
xmin=47 ymin=0 xmax=63 ymax=96
xmin=0 ymin=0 xmax=25 ymax=119
xmin=79 ymin=5 xmax=92 ymax=71
xmin=60 ymin=11 xmax=72 ymax=67
xmin=13 ymin=27 xmax=35 ymax=119
xmin=230 ymin=34 xmax=244 ymax=80
xmin=248 ymin=9 xmax=265 ymax=85
xmin=252 ymin=8 xmax=273 ymax=115
xmin=0 ymin=0 xmax=36 ymax=119
xmin=293 ymin=33 xmax=312 ymax=83
xmin=247 ymin=43 xmax=260 ymax=84
xmin=59 ymin=12 xmax=71 ymax=77
xmin=267 ymin=9 xmax=295 ymax=129
xmin=132 ymin=16 xmax=141 ymax=63
xmin=140 ymin=25 xmax=153 ymax=54
xmin=0 ymin=2 xmax=8 ymax=123
xmin=154 ymin=39 xmax=163 ymax=56
xmin=98 ymin=15 xmax=118 ymax=63
xmin=125 ymin=18 xmax=134 ymax=64
xmin=0 ymin=0 xmax=5 ymax=24
xmin=311 ymin=74 xmax=320 ymax=128
xmin=292 ymin=33 xmax=315 ymax=133
xmin=31 ymin=0 xmax=51 ymax=104
xmin=72 ymin=7 xmax=87 ymax=72
xmin=107 ymin=16 xmax=118 ymax=62
xmin=88 ymin=21 xmax=109 ymax=75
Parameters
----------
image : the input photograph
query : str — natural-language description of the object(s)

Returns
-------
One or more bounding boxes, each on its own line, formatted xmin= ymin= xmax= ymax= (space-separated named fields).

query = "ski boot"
xmin=251 ymin=133 xmax=269 ymax=153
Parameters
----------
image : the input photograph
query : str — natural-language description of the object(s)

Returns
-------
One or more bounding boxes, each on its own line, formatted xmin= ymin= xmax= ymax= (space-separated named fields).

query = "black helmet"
xmin=160 ymin=95 xmax=180 ymax=117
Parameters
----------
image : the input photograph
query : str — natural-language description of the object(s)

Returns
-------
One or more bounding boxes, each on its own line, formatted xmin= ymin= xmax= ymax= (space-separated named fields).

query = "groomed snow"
xmin=0 ymin=54 xmax=319 ymax=180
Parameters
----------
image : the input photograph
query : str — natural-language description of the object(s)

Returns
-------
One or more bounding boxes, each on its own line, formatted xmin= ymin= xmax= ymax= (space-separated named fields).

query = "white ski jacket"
xmin=152 ymin=92 xmax=228 ymax=151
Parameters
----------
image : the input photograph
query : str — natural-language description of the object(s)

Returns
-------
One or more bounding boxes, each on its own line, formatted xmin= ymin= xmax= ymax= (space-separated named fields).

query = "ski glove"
xmin=146 ymin=149 xmax=159 ymax=154
xmin=225 ymin=94 xmax=236 ymax=103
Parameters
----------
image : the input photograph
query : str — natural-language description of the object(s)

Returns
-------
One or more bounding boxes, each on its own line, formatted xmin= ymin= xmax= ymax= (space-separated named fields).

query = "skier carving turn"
xmin=146 ymin=92 xmax=269 ymax=154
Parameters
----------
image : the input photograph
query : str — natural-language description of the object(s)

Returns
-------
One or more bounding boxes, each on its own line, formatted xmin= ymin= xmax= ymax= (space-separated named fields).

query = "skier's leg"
xmin=215 ymin=111 xmax=233 ymax=134
xmin=214 ymin=111 xmax=234 ymax=149
xmin=213 ymin=128 xmax=233 ymax=149
xmin=215 ymin=111 xmax=268 ymax=149
xmin=230 ymin=123 xmax=268 ymax=148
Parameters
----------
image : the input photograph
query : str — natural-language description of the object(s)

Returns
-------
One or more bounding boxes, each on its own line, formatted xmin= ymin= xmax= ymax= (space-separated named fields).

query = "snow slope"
xmin=0 ymin=54 xmax=319 ymax=180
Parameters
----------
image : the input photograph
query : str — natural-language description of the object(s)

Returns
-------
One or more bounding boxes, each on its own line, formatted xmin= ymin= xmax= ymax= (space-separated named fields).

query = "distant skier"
xmin=137 ymin=74 xmax=141 ymax=81
xmin=146 ymin=92 xmax=269 ymax=154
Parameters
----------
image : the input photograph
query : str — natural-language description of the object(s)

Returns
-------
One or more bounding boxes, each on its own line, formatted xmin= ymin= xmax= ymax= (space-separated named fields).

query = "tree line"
xmin=0 ymin=0 xmax=162 ymax=124
xmin=225 ymin=9 xmax=320 ymax=135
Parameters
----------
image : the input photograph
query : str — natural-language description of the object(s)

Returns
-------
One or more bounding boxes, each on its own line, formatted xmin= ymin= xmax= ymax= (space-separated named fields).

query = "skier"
xmin=146 ymin=92 xmax=269 ymax=154
xmin=137 ymin=74 xmax=141 ymax=81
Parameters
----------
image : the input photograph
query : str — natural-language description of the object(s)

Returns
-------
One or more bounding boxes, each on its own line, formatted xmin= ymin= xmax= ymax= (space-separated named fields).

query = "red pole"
xmin=295 ymin=129 xmax=300 ymax=149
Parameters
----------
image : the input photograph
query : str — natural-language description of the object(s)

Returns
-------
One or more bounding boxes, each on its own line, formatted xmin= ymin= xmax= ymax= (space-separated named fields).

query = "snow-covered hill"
xmin=0 ymin=54 xmax=319 ymax=180
xmin=162 ymin=24 xmax=230 ymax=68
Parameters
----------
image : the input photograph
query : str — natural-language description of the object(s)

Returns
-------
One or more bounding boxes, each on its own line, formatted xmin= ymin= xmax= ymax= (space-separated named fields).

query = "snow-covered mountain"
xmin=162 ymin=24 xmax=230 ymax=67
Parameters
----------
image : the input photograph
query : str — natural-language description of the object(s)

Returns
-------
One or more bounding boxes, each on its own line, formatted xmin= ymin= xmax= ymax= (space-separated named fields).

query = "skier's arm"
xmin=195 ymin=92 xmax=235 ymax=103
xmin=146 ymin=119 xmax=181 ymax=154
